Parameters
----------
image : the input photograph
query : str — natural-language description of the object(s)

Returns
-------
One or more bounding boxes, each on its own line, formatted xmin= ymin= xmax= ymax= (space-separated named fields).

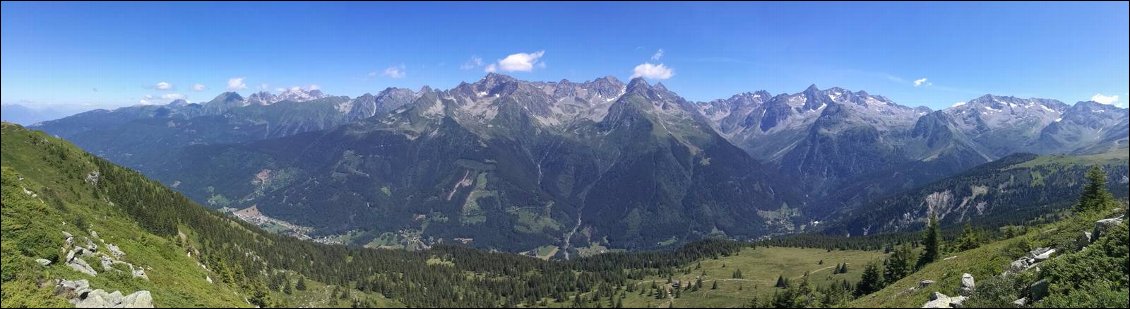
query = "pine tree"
xmin=711 ymin=281 xmax=718 ymax=290
xmin=917 ymin=212 xmax=940 ymax=269
xmin=883 ymin=245 xmax=913 ymax=281
xmin=296 ymin=276 xmax=307 ymax=291
xmin=956 ymin=222 xmax=981 ymax=251
xmin=854 ymin=261 xmax=884 ymax=297
xmin=775 ymin=275 xmax=789 ymax=289
xmin=1075 ymin=165 xmax=1116 ymax=213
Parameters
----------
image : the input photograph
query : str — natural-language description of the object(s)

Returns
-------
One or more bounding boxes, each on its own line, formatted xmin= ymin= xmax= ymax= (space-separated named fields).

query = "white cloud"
xmin=275 ymin=88 xmax=286 ymax=93
xmin=1091 ymin=93 xmax=1119 ymax=105
xmin=488 ymin=50 xmax=545 ymax=72
xmin=914 ymin=78 xmax=931 ymax=87
xmin=155 ymin=81 xmax=173 ymax=90
xmin=651 ymin=49 xmax=664 ymax=61
xmin=192 ymin=83 xmax=206 ymax=91
xmin=383 ymin=65 xmax=406 ymax=79
xmin=460 ymin=56 xmax=484 ymax=70
xmin=139 ymin=95 xmax=155 ymax=105
xmin=308 ymin=84 xmax=320 ymax=91
xmin=367 ymin=71 xmax=378 ymax=77
xmin=227 ymin=77 xmax=247 ymax=91
xmin=259 ymin=84 xmax=270 ymax=91
xmin=161 ymin=93 xmax=186 ymax=101
xmin=630 ymin=63 xmax=675 ymax=80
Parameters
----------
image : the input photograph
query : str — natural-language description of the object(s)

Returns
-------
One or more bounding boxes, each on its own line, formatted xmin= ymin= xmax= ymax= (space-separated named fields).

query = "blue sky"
xmin=2 ymin=1 xmax=1128 ymax=111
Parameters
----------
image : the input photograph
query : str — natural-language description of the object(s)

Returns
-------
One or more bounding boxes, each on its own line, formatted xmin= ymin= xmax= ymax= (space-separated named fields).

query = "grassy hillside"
xmin=850 ymin=206 xmax=1127 ymax=308
xmin=615 ymin=247 xmax=882 ymax=308
xmin=1 ymin=122 xmax=400 ymax=307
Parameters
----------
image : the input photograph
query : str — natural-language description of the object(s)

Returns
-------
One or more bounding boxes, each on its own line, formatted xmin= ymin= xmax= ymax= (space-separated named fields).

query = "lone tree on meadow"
xmin=917 ymin=211 xmax=940 ymax=269
xmin=1075 ymin=165 xmax=1117 ymax=213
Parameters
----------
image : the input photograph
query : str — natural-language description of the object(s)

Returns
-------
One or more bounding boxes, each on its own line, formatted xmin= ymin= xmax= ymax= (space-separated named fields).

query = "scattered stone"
xmin=85 ymin=171 xmax=100 ymax=186
xmin=75 ymin=289 xmax=113 ymax=307
xmin=100 ymin=255 xmax=115 ymax=271
xmin=106 ymin=244 xmax=125 ymax=258
xmin=1032 ymin=249 xmax=1055 ymax=262
xmin=919 ymin=280 xmax=936 ymax=288
xmin=949 ymin=296 xmax=966 ymax=308
xmin=959 ymin=273 xmax=975 ymax=296
xmin=55 ymin=279 xmax=91 ymax=297
xmin=66 ymin=250 xmax=77 ymax=262
xmin=1027 ymin=247 xmax=1051 ymax=259
xmin=1013 ymin=297 xmax=1028 ymax=306
xmin=206 ymin=275 xmax=213 ymax=284
xmin=54 ymin=279 xmax=152 ymax=308
xmin=36 ymin=258 xmax=53 ymax=266
xmin=120 ymin=290 xmax=153 ymax=308
xmin=84 ymin=237 xmax=98 ymax=251
xmin=922 ymin=292 xmax=952 ymax=308
xmin=67 ymin=257 xmax=98 ymax=276
xmin=1029 ymin=279 xmax=1049 ymax=301
xmin=131 ymin=266 xmax=149 ymax=280
xmin=1093 ymin=217 xmax=1124 ymax=239
xmin=106 ymin=291 xmax=124 ymax=305
xmin=89 ymin=230 xmax=99 ymax=239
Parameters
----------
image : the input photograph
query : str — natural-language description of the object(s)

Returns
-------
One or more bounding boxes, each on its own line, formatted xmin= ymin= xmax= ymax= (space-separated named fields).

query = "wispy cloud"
xmin=1091 ymin=93 xmax=1119 ymax=105
xmin=913 ymin=78 xmax=932 ymax=87
xmin=192 ymin=83 xmax=206 ymax=91
xmin=139 ymin=95 xmax=155 ymax=105
xmin=651 ymin=49 xmax=665 ymax=61
xmin=383 ymin=65 xmax=406 ymax=79
xmin=631 ymin=63 xmax=675 ymax=80
xmin=155 ymin=81 xmax=173 ymax=90
xmin=486 ymin=51 xmax=545 ymax=72
xmin=460 ymin=56 xmax=484 ymax=70
xmin=161 ymin=93 xmax=186 ymax=101
xmin=308 ymin=84 xmax=320 ymax=91
xmin=227 ymin=77 xmax=247 ymax=91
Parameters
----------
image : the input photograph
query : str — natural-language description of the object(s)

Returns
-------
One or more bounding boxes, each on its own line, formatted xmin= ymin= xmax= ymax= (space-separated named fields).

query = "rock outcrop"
xmin=54 ymin=279 xmax=153 ymax=308
xmin=959 ymin=273 xmax=975 ymax=296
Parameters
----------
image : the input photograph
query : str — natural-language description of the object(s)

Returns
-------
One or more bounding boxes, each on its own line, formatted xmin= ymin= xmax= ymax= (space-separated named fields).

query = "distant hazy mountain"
xmin=32 ymin=73 xmax=1129 ymax=253
xmin=31 ymin=87 xmax=422 ymax=169
xmin=145 ymin=74 xmax=796 ymax=253
xmin=0 ymin=104 xmax=87 ymax=125
xmin=697 ymin=87 xmax=1129 ymax=218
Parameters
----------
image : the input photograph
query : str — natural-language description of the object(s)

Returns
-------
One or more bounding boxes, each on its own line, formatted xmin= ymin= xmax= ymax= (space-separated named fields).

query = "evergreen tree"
xmin=854 ymin=261 xmax=884 ymax=297
xmin=1075 ymin=165 xmax=1116 ymax=213
xmin=917 ymin=212 xmax=941 ymax=269
xmin=711 ymin=281 xmax=718 ymax=290
xmin=775 ymin=275 xmax=789 ymax=289
xmin=956 ymin=222 xmax=981 ymax=251
xmin=883 ymin=245 xmax=913 ymax=282
xmin=296 ymin=276 xmax=307 ymax=291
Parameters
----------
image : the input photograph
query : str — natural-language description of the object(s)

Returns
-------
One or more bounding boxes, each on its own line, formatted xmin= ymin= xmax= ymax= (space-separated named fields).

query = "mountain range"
xmin=30 ymin=73 xmax=1130 ymax=254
